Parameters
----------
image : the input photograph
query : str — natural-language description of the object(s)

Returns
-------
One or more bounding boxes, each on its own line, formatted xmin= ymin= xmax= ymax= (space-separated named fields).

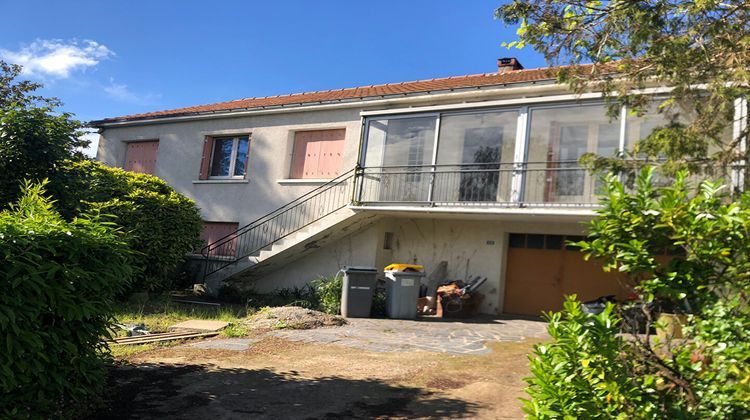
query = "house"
xmin=91 ymin=58 xmax=744 ymax=316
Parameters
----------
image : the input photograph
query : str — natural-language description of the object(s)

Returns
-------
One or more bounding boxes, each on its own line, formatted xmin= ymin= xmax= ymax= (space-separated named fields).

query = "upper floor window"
xmin=199 ymin=135 xmax=250 ymax=180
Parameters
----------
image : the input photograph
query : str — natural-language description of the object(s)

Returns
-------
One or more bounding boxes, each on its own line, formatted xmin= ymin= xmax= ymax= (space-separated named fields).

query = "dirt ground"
xmin=90 ymin=334 xmax=539 ymax=419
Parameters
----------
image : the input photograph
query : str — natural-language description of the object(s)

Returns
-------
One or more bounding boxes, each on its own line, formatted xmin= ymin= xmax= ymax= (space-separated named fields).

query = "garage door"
xmin=503 ymin=233 xmax=632 ymax=316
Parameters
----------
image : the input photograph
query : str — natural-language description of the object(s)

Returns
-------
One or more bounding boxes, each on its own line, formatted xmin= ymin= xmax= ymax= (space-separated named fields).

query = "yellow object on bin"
xmin=384 ymin=263 xmax=424 ymax=272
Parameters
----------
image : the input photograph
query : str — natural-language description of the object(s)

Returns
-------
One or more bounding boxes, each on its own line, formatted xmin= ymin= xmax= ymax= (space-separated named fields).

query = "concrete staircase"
xmin=203 ymin=207 xmax=379 ymax=294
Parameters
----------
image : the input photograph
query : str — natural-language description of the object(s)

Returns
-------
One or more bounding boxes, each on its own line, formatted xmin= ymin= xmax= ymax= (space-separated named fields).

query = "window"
xmin=290 ymin=129 xmax=345 ymax=179
xmin=437 ymin=110 xmax=517 ymax=202
xmin=526 ymin=104 xmax=619 ymax=202
xmin=363 ymin=116 xmax=437 ymax=202
xmin=209 ymin=136 xmax=249 ymax=178
xmin=124 ymin=140 xmax=159 ymax=174
xmin=199 ymin=135 xmax=249 ymax=180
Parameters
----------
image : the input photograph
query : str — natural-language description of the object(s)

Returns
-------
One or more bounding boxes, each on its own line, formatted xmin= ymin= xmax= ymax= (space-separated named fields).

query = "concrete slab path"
xmin=268 ymin=316 xmax=548 ymax=355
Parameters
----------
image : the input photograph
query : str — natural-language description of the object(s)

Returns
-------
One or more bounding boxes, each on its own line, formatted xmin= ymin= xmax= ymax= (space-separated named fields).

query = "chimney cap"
xmin=497 ymin=57 xmax=524 ymax=72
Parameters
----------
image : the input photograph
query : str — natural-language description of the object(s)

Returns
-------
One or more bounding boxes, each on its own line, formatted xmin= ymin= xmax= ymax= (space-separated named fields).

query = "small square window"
xmin=527 ymin=234 xmax=545 ymax=249
xmin=509 ymin=233 xmax=526 ymax=248
xmin=383 ymin=232 xmax=395 ymax=250
xmin=210 ymin=136 xmax=249 ymax=178
xmin=545 ymin=235 xmax=563 ymax=250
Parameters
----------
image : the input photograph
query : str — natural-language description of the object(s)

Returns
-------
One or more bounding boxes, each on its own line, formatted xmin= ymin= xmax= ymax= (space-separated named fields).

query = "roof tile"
xmin=91 ymin=64 xmax=587 ymax=125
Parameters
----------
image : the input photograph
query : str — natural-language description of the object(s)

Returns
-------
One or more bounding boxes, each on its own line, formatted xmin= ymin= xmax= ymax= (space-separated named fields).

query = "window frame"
xmin=208 ymin=135 xmax=250 ymax=180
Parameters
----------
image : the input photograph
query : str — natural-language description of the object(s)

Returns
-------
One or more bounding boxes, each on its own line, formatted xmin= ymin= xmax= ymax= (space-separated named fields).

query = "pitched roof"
xmin=90 ymin=65 xmax=570 ymax=126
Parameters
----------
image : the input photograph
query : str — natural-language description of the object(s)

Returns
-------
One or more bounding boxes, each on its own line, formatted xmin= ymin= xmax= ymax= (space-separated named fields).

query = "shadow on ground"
xmin=90 ymin=362 xmax=483 ymax=419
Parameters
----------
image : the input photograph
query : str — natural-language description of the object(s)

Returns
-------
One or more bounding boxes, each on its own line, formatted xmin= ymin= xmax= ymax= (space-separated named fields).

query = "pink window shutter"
xmin=199 ymin=137 xmax=214 ymax=180
xmin=124 ymin=140 xmax=159 ymax=174
xmin=291 ymin=129 xmax=346 ymax=179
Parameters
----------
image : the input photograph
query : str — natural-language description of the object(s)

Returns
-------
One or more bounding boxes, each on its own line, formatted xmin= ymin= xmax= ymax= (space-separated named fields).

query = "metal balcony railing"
xmin=354 ymin=161 xmax=602 ymax=208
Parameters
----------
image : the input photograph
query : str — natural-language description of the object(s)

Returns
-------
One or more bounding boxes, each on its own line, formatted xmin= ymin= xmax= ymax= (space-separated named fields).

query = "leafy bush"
xmin=0 ymin=182 xmax=134 ymax=418
xmin=312 ymin=274 xmax=343 ymax=315
xmin=531 ymin=167 xmax=750 ymax=418
xmin=52 ymin=160 xmax=203 ymax=293
xmin=219 ymin=284 xmax=319 ymax=309
xmin=523 ymin=296 xmax=656 ymax=419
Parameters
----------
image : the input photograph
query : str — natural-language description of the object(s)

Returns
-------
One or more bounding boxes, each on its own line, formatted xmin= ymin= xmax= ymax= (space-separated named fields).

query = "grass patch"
xmin=109 ymin=343 xmax=156 ymax=358
xmin=113 ymin=294 xmax=250 ymax=333
xmin=221 ymin=323 xmax=249 ymax=338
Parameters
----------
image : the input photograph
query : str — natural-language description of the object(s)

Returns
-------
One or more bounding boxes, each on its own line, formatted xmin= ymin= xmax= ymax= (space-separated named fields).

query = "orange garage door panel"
xmin=124 ymin=140 xmax=159 ymax=174
xmin=503 ymin=233 xmax=633 ymax=316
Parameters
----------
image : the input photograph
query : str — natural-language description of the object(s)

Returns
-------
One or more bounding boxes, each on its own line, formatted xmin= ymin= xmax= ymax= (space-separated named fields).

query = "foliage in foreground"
xmin=52 ymin=160 xmax=203 ymax=293
xmin=524 ymin=297 xmax=654 ymax=419
xmin=525 ymin=169 xmax=750 ymax=419
xmin=0 ymin=182 xmax=133 ymax=418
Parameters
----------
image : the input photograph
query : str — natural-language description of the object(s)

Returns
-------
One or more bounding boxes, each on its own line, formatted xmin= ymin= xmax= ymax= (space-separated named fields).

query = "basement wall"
xmin=238 ymin=215 xmax=590 ymax=315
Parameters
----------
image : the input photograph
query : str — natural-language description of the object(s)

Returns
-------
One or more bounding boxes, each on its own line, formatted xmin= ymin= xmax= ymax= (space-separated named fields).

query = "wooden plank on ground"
xmin=112 ymin=331 xmax=218 ymax=345
xmin=169 ymin=320 xmax=228 ymax=332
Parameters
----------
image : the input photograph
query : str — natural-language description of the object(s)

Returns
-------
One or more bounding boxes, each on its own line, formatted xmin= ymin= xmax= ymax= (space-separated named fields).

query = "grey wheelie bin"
xmin=340 ymin=266 xmax=378 ymax=318
xmin=385 ymin=269 xmax=425 ymax=319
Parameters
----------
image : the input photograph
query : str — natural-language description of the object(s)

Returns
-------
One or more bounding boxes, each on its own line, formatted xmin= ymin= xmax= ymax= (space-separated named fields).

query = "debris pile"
xmin=414 ymin=261 xmax=488 ymax=318
xmin=434 ymin=277 xmax=487 ymax=318
xmin=244 ymin=306 xmax=346 ymax=330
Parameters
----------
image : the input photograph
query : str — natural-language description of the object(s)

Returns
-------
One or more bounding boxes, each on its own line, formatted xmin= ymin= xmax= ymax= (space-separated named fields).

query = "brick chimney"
xmin=497 ymin=57 xmax=524 ymax=72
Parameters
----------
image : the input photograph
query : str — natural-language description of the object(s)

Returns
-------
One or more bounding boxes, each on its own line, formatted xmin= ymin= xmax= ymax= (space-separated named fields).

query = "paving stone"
xmin=190 ymin=338 xmax=257 ymax=351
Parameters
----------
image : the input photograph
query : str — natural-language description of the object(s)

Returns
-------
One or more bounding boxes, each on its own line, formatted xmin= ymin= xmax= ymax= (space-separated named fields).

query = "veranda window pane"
xmin=361 ymin=116 xmax=436 ymax=202
xmin=435 ymin=110 xmax=517 ymax=202
xmin=436 ymin=110 xmax=517 ymax=165
xmin=233 ymin=137 xmax=249 ymax=176
xmin=525 ymin=104 xmax=620 ymax=203
xmin=210 ymin=138 xmax=234 ymax=177
xmin=363 ymin=116 xmax=436 ymax=167
xmin=624 ymin=100 xmax=731 ymax=153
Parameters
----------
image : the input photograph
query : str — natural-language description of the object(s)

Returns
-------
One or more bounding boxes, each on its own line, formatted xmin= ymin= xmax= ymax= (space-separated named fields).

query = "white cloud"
xmin=104 ymin=79 xmax=161 ymax=105
xmin=0 ymin=39 xmax=114 ymax=79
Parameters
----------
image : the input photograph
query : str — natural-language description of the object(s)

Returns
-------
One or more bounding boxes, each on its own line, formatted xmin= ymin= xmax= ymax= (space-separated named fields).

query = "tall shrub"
xmin=52 ymin=160 xmax=203 ymax=292
xmin=0 ymin=182 xmax=133 ymax=417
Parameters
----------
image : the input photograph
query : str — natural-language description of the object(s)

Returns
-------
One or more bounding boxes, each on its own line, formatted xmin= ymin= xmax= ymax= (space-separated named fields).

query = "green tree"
xmin=0 ymin=61 xmax=88 ymax=207
xmin=496 ymin=1 xmax=750 ymax=175
xmin=495 ymin=2 xmax=750 ymax=416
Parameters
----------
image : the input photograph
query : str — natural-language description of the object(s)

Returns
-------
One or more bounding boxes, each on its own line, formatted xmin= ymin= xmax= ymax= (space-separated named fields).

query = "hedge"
xmin=0 ymin=182 xmax=134 ymax=417
xmin=51 ymin=160 xmax=203 ymax=292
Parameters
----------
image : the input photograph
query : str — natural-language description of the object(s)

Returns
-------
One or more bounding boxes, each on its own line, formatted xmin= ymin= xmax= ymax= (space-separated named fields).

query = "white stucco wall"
xmin=97 ymin=108 xmax=363 ymax=226
xmin=247 ymin=221 xmax=382 ymax=292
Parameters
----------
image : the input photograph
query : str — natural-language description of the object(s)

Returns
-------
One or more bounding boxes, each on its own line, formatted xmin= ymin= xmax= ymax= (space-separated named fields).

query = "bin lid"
xmin=343 ymin=266 xmax=378 ymax=273
xmin=384 ymin=270 xmax=426 ymax=278
xmin=383 ymin=263 xmax=424 ymax=272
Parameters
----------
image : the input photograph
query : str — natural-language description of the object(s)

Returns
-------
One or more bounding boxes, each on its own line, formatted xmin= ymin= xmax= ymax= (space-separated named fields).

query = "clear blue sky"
xmin=0 ymin=0 xmax=545 ymax=124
